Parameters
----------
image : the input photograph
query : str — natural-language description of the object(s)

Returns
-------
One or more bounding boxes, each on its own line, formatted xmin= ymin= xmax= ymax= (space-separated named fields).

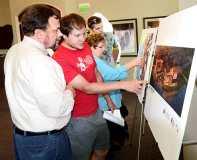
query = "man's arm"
xmin=69 ymin=73 xmax=144 ymax=94
xmin=32 ymin=57 xmax=74 ymax=118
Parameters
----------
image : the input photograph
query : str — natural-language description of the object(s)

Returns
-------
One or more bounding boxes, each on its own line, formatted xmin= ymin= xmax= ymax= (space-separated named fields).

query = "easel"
xmin=137 ymin=83 xmax=148 ymax=160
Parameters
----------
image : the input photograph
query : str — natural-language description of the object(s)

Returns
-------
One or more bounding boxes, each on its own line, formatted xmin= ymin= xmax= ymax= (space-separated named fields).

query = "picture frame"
xmin=110 ymin=19 xmax=138 ymax=56
xmin=143 ymin=16 xmax=166 ymax=29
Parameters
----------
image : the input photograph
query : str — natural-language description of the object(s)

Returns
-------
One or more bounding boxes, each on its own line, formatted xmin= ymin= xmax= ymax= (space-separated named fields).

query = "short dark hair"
xmin=18 ymin=4 xmax=61 ymax=36
xmin=87 ymin=16 xmax=102 ymax=29
xmin=86 ymin=33 xmax=105 ymax=49
xmin=60 ymin=13 xmax=86 ymax=36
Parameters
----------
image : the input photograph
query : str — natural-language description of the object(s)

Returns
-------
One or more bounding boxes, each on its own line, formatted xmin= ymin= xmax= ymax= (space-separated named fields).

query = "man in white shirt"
xmin=4 ymin=4 xmax=74 ymax=160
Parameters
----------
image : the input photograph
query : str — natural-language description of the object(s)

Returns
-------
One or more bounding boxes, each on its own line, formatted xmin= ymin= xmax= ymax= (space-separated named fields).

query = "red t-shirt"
xmin=53 ymin=42 xmax=98 ymax=117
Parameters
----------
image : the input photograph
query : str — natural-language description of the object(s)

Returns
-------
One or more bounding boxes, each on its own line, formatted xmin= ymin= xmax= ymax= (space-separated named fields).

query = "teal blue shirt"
xmin=94 ymin=56 xmax=128 ymax=111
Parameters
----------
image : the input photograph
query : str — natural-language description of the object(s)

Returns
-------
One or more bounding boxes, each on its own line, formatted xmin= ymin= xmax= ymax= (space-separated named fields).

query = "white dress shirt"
xmin=4 ymin=36 xmax=74 ymax=132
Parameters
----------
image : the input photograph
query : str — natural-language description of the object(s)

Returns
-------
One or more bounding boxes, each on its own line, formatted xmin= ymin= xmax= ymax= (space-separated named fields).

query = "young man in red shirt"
xmin=53 ymin=13 xmax=143 ymax=160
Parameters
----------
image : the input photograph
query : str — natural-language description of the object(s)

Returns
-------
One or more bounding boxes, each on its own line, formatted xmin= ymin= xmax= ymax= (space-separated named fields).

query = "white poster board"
xmin=144 ymin=5 xmax=197 ymax=160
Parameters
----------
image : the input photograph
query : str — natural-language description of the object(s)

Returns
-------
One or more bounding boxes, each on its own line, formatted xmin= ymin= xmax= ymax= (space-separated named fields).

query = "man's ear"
xmin=63 ymin=34 xmax=70 ymax=40
xmin=34 ymin=29 xmax=45 ymax=41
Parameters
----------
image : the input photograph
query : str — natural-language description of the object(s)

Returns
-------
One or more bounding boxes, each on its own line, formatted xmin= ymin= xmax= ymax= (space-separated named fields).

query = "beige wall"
xmin=9 ymin=0 xmax=67 ymax=43
xmin=64 ymin=0 xmax=178 ymax=18
xmin=179 ymin=0 xmax=197 ymax=10
xmin=9 ymin=0 xmax=179 ymax=44
xmin=0 ymin=0 xmax=11 ymax=25
xmin=64 ymin=0 xmax=179 ymax=43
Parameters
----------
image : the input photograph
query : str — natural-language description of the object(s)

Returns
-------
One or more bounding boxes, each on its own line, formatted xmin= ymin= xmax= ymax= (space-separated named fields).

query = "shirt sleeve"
xmin=53 ymin=52 xmax=78 ymax=84
xmin=30 ymin=56 xmax=74 ymax=118
xmin=95 ymin=57 xmax=128 ymax=81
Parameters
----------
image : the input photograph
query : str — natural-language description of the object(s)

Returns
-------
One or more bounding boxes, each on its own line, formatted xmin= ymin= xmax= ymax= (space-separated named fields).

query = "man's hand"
xmin=66 ymin=84 xmax=76 ymax=98
xmin=121 ymin=80 xmax=145 ymax=94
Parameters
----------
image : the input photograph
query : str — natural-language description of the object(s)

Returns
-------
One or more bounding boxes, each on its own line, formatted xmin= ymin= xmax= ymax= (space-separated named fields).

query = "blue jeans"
xmin=13 ymin=129 xmax=72 ymax=160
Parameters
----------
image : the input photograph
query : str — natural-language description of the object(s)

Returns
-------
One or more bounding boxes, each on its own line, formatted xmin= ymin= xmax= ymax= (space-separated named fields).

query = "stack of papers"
xmin=103 ymin=109 xmax=125 ymax=126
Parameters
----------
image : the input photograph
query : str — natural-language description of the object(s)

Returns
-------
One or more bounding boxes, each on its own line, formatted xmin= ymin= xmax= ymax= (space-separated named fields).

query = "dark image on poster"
xmin=150 ymin=45 xmax=194 ymax=116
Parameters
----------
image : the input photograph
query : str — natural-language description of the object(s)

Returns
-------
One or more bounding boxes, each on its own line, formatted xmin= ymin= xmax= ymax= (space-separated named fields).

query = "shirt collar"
xmin=23 ymin=36 xmax=48 ymax=55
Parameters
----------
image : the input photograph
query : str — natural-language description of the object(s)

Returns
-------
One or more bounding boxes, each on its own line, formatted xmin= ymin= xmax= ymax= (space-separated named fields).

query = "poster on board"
xmin=135 ymin=28 xmax=158 ymax=103
xmin=144 ymin=5 xmax=197 ymax=160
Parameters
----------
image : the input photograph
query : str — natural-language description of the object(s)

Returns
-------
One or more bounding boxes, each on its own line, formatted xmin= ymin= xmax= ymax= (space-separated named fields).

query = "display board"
xmin=143 ymin=5 xmax=197 ymax=160
xmin=135 ymin=28 xmax=158 ymax=103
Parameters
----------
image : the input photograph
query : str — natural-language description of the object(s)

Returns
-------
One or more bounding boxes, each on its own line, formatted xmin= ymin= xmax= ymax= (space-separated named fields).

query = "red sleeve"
xmin=53 ymin=51 xmax=78 ymax=84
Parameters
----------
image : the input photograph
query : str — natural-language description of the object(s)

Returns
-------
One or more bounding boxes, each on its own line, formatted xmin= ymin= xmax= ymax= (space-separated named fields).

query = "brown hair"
xmin=18 ymin=4 xmax=61 ymax=36
xmin=87 ymin=16 xmax=102 ymax=30
xmin=60 ymin=13 xmax=86 ymax=36
xmin=86 ymin=33 xmax=105 ymax=49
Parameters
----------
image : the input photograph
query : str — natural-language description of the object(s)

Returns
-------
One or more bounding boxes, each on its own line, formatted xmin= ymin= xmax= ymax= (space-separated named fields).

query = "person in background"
xmin=4 ymin=4 xmax=74 ymax=160
xmin=86 ymin=33 xmax=143 ymax=149
xmin=88 ymin=14 xmax=134 ymax=132
xmin=87 ymin=15 xmax=119 ymax=65
xmin=53 ymin=13 xmax=144 ymax=160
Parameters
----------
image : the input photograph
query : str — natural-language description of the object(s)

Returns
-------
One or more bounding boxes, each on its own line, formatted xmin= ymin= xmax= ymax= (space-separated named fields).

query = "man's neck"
xmin=61 ymin=41 xmax=77 ymax=50
xmin=30 ymin=35 xmax=45 ymax=46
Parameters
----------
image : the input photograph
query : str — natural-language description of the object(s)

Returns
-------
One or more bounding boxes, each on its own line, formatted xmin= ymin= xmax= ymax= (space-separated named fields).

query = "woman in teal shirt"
xmin=87 ymin=33 xmax=143 ymax=149
xmin=86 ymin=33 xmax=142 ymax=111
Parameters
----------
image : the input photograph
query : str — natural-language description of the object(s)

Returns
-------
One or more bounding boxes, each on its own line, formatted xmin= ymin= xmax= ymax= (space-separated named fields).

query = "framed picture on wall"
xmin=110 ymin=19 xmax=138 ymax=56
xmin=143 ymin=16 xmax=166 ymax=29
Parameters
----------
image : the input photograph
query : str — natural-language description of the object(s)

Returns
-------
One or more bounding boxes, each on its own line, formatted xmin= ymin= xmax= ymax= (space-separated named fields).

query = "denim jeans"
xmin=13 ymin=129 xmax=72 ymax=160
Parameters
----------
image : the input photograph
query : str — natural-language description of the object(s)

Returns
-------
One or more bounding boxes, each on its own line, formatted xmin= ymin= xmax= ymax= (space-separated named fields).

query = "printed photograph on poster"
xmin=150 ymin=45 xmax=194 ymax=116
xmin=110 ymin=19 xmax=138 ymax=56
xmin=143 ymin=16 xmax=166 ymax=29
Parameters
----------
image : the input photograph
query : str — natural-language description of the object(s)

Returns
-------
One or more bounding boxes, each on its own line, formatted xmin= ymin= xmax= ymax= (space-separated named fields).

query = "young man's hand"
xmin=121 ymin=80 xmax=145 ymax=94
xmin=66 ymin=84 xmax=76 ymax=98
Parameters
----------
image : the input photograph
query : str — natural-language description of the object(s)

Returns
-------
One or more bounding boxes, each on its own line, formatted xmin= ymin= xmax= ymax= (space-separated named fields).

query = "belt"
xmin=14 ymin=126 xmax=64 ymax=136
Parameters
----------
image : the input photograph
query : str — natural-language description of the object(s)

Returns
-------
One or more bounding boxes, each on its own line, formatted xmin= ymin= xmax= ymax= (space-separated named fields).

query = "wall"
xmin=9 ymin=0 xmax=179 ymax=45
xmin=0 ymin=0 xmax=11 ymax=25
xmin=0 ymin=0 xmax=12 ymax=55
xmin=179 ymin=0 xmax=197 ymax=10
xmin=65 ymin=0 xmax=179 ymax=45
xmin=183 ymin=85 xmax=197 ymax=160
xmin=9 ymin=0 xmax=67 ymax=44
